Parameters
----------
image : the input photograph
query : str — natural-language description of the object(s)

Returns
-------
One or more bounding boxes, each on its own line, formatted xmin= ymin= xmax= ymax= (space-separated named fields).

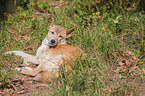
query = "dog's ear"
xmin=66 ymin=28 xmax=75 ymax=38
xmin=49 ymin=18 xmax=55 ymax=28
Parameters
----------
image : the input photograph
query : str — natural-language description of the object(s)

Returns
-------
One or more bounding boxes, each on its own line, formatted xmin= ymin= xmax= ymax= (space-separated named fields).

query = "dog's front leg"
xmin=5 ymin=51 xmax=32 ymax=57
xmin=4 ymin=51 xmax=39 ymax=64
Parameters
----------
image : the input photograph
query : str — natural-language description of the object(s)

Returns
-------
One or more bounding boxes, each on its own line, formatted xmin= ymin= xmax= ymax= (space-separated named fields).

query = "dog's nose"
xmin=51 ymin=39 xmax=55 ymax=44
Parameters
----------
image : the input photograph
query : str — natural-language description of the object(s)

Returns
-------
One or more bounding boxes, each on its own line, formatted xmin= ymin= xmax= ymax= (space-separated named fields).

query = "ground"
xmin=0 ymin=64 xmax=55 ymax=96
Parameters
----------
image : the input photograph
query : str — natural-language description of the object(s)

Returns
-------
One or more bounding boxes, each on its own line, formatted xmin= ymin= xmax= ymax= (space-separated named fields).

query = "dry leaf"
xmin=66 ymin=85 xmax=68 ymax=91
xmin=24 ymin=47 xmax=34 ymax=53
xmin=125 ymin=53 xmax=130 ymax=57
xmin=12 ymin=79 xmax=19 ymax=82
xmin=122 ymin=68 xmax=128 ymax=72
xmin=133 ymin=66 xmax=141 ymax=71
xmin=122 ymin=76 xmax=127 ymax=78
xmin=18 ymin=84 xmax=24 ymax=90
xmin=113 ymin=67 xmax=123 ymax=73
xmin=11 ymin=84 xmax=17 ymax=91
xmin=36 ymin=83 xmax=48 ymax=88
xmin=36 ymin=83 xmax=41 ymax=88
xmin=17 ymin=90 xmax=26 ymax=94
xmin=130 ymin=73 xmax=134 ymax=76
xmin=26 ymin=81 xmax=33 ymax=84
xmin=118 ymin=62 xmax=125 ymax=66
xmin=132 ymin=56 xmax=137 ymax=60
xmin=102 ymin=27 xmax=105 ymax=30
xmin=22 ymin=35 xmax=30 ymax=41
xmin=39 ymin=84 xmax=49 ymax=87
xmin=126 ymin=7 xmax=133 ymax=11
xmin=125 ymin=51 xmax=134 ymax=56
xmin=2 ymin=89 xmax=14 ymax=95
xmin=142 ymin=69 xmax=145 ymax=73
xmin=125 ymin=60 xmax=131 ymax=67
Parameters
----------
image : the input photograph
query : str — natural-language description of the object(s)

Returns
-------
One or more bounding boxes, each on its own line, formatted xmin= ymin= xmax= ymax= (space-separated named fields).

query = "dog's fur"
xmin=4 ymin=18 xmax=84 ymax=81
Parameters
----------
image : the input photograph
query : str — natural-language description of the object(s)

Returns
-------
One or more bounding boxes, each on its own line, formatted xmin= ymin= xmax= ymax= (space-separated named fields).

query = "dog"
xmin=4 ymin=18 xmax=84 ymax=81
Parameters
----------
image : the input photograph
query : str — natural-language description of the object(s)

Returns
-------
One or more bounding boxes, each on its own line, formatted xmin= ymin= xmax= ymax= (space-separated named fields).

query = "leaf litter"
xmin=0 ymin=63 xmax=53 ymax=96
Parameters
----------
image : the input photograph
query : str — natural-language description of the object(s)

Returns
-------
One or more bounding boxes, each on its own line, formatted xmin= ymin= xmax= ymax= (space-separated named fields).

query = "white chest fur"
xmin=36 ymin=38 xmax=49 ymax=56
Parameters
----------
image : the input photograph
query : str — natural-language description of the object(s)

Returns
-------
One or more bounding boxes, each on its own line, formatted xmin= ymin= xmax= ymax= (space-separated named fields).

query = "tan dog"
xmin=4 ymin=18 xmax=84 ymax=81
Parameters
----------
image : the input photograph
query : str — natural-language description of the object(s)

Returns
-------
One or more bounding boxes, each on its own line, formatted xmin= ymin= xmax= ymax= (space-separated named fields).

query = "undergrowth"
xmin=0 ymin=0 xmax=145 ymax=95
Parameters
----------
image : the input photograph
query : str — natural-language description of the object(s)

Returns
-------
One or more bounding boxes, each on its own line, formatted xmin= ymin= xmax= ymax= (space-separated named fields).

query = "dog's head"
xmin=46 ymin=18 xmax=75 ymax=47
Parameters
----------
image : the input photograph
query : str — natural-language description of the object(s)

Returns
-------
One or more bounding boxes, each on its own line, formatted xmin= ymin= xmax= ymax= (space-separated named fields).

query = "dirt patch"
xmin=0 ymin=70 xmax=54 ymax=96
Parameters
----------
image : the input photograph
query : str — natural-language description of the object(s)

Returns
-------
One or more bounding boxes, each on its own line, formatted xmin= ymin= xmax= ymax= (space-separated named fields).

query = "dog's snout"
xmin=48 ymin=38 xmax=57 ymax=46
xmin=51 ymin=39 xmax=55 ymax=44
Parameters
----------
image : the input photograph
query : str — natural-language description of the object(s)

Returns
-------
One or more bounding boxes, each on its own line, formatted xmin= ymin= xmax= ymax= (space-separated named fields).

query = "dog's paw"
xmin=15 ymin=67 xmax=33 ymax=71
xmin=15 ymin=67 xmax=22 ymax=71
xmin=23 ymin=59 xmax=30 ymax=66
xmin=4 ymin=51 xmax=16 ymax=56
xmin=23 ymin=67 xmax=33 ymax=70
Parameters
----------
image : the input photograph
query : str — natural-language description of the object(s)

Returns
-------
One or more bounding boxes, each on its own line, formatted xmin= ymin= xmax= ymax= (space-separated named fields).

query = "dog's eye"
xmin=51 ymin=32 xmax=54 ymax=34
xmin=59 ymin=35 xmax=63 ymax=38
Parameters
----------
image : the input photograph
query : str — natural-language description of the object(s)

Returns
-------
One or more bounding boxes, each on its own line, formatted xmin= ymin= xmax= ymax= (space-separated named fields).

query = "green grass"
xmin=0 ymin=0 xmax=145 ymax=95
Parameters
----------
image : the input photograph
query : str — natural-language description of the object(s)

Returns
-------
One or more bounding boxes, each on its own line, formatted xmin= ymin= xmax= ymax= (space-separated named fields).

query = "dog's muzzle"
xmin=49 ymin=38 xmax=57 ymax=46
